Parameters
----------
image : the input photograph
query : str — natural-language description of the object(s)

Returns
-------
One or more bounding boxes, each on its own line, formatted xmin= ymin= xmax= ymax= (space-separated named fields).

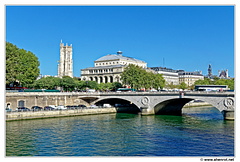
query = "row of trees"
xmin=31 ymin=64 xmax=165 ymax=92
xmin=31 ymin=70 xmax=234 ymax=92
xmin=165 ymin=82 xmax=189 ymax=90
xmin=31 ymin=76 xmax=122 ymax=92
xmin=120 ymin=64 xmax=165 ymax=90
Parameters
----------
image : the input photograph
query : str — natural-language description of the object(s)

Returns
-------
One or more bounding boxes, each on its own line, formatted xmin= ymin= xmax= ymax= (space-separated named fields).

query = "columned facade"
xmin=81 ymin=51 xmax=146 ymax=83
xmin=87 ymin=75 xmax=120 ymax=83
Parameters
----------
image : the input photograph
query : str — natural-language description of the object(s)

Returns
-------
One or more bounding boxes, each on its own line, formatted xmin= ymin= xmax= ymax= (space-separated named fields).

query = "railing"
xmin=6 ymin=90 xmax=234 ymax=94
xmin=6 ymin=91 xmax=235 ymax=95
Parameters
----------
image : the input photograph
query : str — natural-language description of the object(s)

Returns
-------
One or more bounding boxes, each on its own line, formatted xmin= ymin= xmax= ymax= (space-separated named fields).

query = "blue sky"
xmin=6 ymin=6 xmax=234 ymax=77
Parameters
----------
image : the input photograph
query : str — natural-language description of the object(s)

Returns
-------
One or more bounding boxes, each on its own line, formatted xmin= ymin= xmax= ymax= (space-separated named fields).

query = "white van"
xmin=49 ymin=105 xmax=57 ymax=109
xmin=103 ymin=104 xmax=112 ymax=108
xmin=87 ymin=89 xmax=96 ymax=92
xmin=56 ymin=105 xmax=67 ymax=110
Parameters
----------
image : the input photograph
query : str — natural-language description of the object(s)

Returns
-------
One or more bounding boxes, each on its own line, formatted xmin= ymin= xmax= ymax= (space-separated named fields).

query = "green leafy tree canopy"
xmin=6 ymin=42 xmax=40 ymax=87
xmin=121 ymin=64 xmax=165 ymax=90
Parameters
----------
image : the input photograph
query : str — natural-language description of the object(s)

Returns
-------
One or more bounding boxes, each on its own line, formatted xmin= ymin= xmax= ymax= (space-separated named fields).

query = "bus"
xmin=194 ymin=85 xmax=229 ymax=92
xmin=116 ymin=88 xmax=136 ymax=92
xmin=23 ymin=89 xmax=60 ymax=92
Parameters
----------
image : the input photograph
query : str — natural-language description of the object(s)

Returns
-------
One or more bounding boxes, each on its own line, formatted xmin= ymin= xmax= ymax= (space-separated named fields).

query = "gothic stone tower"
xmin=208 ymin=64 xmax=212 ymax=78
xmin=58 ymin=40 xmax=73 ymax=78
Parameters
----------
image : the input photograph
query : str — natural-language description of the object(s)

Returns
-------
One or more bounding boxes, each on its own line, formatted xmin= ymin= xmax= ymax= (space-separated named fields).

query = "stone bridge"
xmin=6 ymin=91 xmax=235 ymax=120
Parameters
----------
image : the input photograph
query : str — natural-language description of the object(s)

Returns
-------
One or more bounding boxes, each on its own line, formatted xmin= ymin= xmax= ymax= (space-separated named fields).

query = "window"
xmin=18 ymin=100 xmax=25 ymax=107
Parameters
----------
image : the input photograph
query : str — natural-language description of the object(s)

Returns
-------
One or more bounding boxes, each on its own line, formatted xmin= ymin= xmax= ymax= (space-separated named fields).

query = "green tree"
xmin=179 ymin=82 xmax=188 ymax=90
xmin=152 ymin=73 xmax=165 ymax=90
xmin=214 ymin=78 xmax=234 ymax=90
xmin=121 ymin=64 xmax=144 ymax=90
xmin=85 ymin=81 xmax=98 ymax=90
xmin=165 ymin=83 xmax=178 ymax=89
xmin=61 ymin=76 xmax=76 ymax=91
xmin=34 ymin=76 xmax=61 ymax=89
xmin=33 ymin=77 xmax=48 ymax=89
xmin=194 ymin=78 xmax=212 ymax=85
xmin=97 ymin=83 xmax=113 ymax=91
xmin=194 ymin=77 xmax=234 ymax=90
xmin=6 ymin=42 xmax=40 ymax=87
xmin=121 ymin=64 xmax=165 ymax=90
xmin=141 ymin=71 xmax=152 ymax=89
xmin=111 ymin=82 xmax=122 ymax=91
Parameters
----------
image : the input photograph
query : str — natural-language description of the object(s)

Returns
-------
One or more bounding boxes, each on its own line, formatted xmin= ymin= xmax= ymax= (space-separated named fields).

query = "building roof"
xmin=81 ymin=65 xmax=125 ymax=70
xmin=150 ymin=67 xmax=178 ymax=73
xmin=178 ymin=71 xmax=203 ymax=76
xmin=95 ymin=54 xmax=146 ymax=63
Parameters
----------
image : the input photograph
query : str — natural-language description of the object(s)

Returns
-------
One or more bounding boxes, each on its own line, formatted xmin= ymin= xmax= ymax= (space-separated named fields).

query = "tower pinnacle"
xmin=58 ymin=41 xmax=73 ymax=78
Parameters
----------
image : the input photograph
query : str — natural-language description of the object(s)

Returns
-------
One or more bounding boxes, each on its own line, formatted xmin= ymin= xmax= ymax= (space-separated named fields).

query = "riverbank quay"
xmin=6 ymin=107 xmax=117 ymax=121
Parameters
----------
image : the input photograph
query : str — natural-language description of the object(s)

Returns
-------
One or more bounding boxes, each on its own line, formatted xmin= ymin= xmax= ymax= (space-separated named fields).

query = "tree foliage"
xmin=34 ymin=76 xmax=60 ymax=89
xmin=194 ymin=77 xmax=234 ymax=90
xmin=6 ymin=42 xmax=40 ymax=87
xmin=32 ymin=76 xmax=123 ymax=92
xmin=120 ymin=64 xmax=165 ymax=90
xmin=179 ymin=82 xmax=188 ymax=90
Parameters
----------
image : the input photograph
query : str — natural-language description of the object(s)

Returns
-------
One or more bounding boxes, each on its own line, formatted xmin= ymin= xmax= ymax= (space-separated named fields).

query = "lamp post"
xmin=86 ymin=81 xmax=89 ymax=92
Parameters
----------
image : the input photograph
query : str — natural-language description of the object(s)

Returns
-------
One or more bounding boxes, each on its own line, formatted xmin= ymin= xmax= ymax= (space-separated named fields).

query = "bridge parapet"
xmin=6 ymin=91 xmax=234 ymax=96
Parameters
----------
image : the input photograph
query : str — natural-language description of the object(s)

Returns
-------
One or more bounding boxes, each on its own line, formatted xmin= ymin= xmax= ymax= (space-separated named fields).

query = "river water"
xmin=6 ymin=107 xmax=234 ymax=156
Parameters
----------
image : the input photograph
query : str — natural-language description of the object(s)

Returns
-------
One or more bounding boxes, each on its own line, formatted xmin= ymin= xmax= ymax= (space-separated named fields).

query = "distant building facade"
xmin=81 ymin=51 xmax=147 ymax=83
xmin=58 ymin=40 xmax=73 ymax=78
xmin=178 ymin=71 xmax=204 ymax=87
xmin=80 ymin=50 xmax=205 ymax=87
xmin=218 ymin=70 xmax=229 ymax=79
xmin=150 ymin=67 xmax=179 ymax=85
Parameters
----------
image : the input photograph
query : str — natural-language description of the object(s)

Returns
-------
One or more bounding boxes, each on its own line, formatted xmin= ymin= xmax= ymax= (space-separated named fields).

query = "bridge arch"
xmin=152 ymin=97 xmax=226 ymax=117
xmin=94 ymin=97 xmax=141 ymax=114
xmin=154 ymin=98 xmax=194 ymax=115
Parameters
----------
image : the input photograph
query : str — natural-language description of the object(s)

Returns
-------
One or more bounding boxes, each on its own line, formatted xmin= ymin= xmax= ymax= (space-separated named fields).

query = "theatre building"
xmin=80 ymin=51 xmax=147 ymax=83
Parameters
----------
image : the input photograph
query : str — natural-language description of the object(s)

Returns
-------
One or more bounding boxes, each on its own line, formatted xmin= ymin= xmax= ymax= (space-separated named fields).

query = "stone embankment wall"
xmin=6 ymin=107 xmax=117 ymax=121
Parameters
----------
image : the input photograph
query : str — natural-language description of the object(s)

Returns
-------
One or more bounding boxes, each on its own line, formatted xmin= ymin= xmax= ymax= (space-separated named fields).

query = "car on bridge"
xmin=44 ymin=106 xmax=55 ymax=111
xmin=90 ymin=105 xmax=98 ymax=108
xmin=78 ymin=104 xmax=87 ymax=108
xmin=55 ymin=105 xmax=67 ymax=110
xmin=66 ymin=105 xmax=79 ymax=109
xmin=16 ymin=107 xmax=30 ymax=112
xmin=31 ymin=106 xmax=43 ymax=111
xmin=5 ymin=107 xmax=12 ymax=112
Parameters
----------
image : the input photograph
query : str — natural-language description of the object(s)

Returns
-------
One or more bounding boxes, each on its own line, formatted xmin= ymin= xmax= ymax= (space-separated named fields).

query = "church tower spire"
xmin=58 ymin=40 xmax=73 ymax=78
xmin=208 ymin=64 xmax=212 ymax=78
